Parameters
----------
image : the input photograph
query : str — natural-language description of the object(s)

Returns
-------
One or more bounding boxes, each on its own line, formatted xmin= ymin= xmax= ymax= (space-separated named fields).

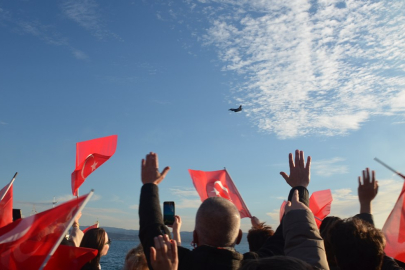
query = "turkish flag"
xmin=44 ymin=245 xmax=98 ymax=270
xmin=71 ymin=135 xmax=117 ymax=196
xmin=279 ymin=189 xmax=333 ymax=228
xmin=82 ymin=222 xmax=99 ymax=234
xmin=0 ymin=182 xmax=13 ymax=228
xmin=189 ymin=169 xmax=252 ymax=218
xmin=0 ymin=193 xmax=90 ymax=269
xmin=382 ymin=181 xmax=405 ymax=263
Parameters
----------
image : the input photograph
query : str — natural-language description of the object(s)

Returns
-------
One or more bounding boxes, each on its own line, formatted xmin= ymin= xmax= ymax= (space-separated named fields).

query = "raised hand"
xmin=171 ymin=215 xmax=182 ymax=246
xmin=280 ymin=150 xmax=311 ymax=188
xmin=285 ymin=190 xmax=310 ymax=214
xmin=150 ymin=235 xmax=178 ymax=270
xmin=358 ymin=168 xmax=378 ymax=214
xmin=141 ymin=152 xmax=170 ymax=185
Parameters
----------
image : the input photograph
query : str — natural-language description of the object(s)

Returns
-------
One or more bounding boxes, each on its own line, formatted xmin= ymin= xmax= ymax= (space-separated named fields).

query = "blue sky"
xmin=1 ymin=0 xmax=405 ymax=234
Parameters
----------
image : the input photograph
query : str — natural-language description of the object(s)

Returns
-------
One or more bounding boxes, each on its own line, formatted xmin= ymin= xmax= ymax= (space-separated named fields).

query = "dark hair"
xmin=319 ymin=216 xmax=341 ymax=268
xmin=241 ymin=256 xmax=314 ymax=270
xmin=329 ymin=217 xmax=385 ymax=270
xmin=247 ymin=222 xmax=274 ymax=252
xmin=80 ymin=228 xmax=107 ymax=270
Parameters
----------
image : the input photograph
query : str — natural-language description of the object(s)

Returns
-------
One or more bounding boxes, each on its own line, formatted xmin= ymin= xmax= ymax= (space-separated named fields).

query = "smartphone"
xmin=163 ymin=201 xmax=175 ymax=226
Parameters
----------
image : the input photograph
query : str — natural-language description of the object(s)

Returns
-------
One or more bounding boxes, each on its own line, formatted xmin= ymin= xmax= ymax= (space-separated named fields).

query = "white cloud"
xmin=311 ymin=157 xmax=348 ymax=177
xmin=0 ymin=121 xmax=7 ymax=125
xmin=170 ymin=188 xmax=199 ymax=197
xmin=61 ymin=0 xmax=118 ymax=40
xmin=170 ymin=187 xmax=201 ymax=209
xmin=110 ymin=194 xmax=124 ymax=204
xmin=71 ymin=48 xmax=89 ymax=60
xmin=176 ymin=198 xmax=202 ymax=209
xmin=196 ymin=0 xmax=405 ymax=138
xmin=129 ymin=204 xmax=138 ymax=210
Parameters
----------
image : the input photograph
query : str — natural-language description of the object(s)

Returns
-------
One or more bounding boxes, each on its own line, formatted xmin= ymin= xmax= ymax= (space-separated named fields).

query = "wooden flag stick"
xmin=374 ymin=158 xmax=405 ymax=179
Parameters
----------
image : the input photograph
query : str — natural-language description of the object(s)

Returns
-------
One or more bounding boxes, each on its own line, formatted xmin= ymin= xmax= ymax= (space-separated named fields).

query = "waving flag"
xmin=82 ymin=221 xmax=99 ymax=234
xmin=382 ymin=181 xmax=405 ymax=263
xmin=0 ymin=173 xmax=17 ymax=228
xmin=0 ymin=191 xmax=93 ymax=270
xmin=279 ymin=189 xmax=333 ymax=228
xmin=189 ymin=169 xmax=252 ymax=218
xmin=44 ymin=245 xmax=98 ymax=270
xmin=71 ymin=135 xmax=117 ymax=196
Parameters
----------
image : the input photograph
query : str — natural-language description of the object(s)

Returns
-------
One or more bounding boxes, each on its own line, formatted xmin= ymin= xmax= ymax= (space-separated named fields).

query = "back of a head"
xmin=247 ymin=223 xmax=274 ymax=252
xmin=80 ymin=228 xmax=106 ymax=270
xmin=195 ymin=197 xmax=240 ymax=247
xmin=329 ymin=218 xmax=385 ymax=270
xmin=241 ymin=256 xmax=314 ymax=270
xmin=123 ymin=244 xmax=149 ymax=270
xmin=319 ymin=216 xmax=341 ymax=267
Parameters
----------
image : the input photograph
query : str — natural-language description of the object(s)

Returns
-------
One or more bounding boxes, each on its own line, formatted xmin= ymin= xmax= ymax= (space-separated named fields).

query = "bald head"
xmin=195 ymin=197 xmax=241 ymax=247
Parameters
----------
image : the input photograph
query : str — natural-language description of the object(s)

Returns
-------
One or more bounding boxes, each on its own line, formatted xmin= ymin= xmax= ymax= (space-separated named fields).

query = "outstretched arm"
xmin=139 ymin=152 xmax=171 ymax=269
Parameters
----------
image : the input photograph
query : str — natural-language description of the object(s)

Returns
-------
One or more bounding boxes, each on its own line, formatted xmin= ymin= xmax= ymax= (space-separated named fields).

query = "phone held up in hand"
xmin=163 ymin=201 xmax=175 ymax=226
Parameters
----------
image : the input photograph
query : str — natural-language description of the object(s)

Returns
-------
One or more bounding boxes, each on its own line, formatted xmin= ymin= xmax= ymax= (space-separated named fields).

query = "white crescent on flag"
xmin=207 ymin=180 xmax=233 ymax=202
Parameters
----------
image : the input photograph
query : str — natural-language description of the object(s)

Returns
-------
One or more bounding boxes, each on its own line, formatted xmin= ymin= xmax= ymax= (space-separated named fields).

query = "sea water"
xmin=100 ymin=240 xmax=250 ymax=270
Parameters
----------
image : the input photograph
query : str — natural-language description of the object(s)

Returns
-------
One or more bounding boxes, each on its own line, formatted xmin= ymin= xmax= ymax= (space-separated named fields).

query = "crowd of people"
xmin=66 ymin=150 xmax=404 ymax=270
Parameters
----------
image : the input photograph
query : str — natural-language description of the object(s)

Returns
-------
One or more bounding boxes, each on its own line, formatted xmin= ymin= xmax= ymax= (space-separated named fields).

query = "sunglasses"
xmin=105 ymin=238 xmax=112 ymax=246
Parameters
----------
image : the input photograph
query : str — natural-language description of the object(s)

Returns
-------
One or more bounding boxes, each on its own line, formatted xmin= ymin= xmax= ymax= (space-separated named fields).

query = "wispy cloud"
xmin=110 ymin=195 xmax=124 ymax=204
xmin=61 ymin=0 xmax=118 ymax=40
xmin=129 ymin=204 xmax=138 ymax=210
xmin=0 ymin=121 xmax=7 ymax=125
xmin=170 ymin=187 xmax=201 ymax=209
xmin=311 ymin=157 xmax=348 ymax=177
xmin=191 ymin=0 xmax=405 ymax=138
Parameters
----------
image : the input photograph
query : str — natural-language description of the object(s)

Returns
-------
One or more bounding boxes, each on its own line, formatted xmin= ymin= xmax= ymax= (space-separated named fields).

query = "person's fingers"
xmin=150 ymin=247 xmax=157 ymax=263
xmin=294 ymin=150 xmax=300 ymax=168
xmin=288 ymin=153 xmax=294 ymax=169
xmin=171 ymin=239 xmax=178 ymax=263
xmin=154 ymin=236 xmax=162 ymax=250
xmin=358 ymin=176 xmax=362 ymax=187
xmin=153 ymin=152 xmax=159 ymax=169
xmin=366 ymin=168 xmax=370 ymax=183
xmin=372 ymin=170 xmax=376 ymax=186
xmin=161 ymin=166 xmax=171 ymax=179
xmin=292 ymin=189 xmax=299 ymax=203
xmin=280 ymin=172 xmax=289 ymax=182
xmin=376 ymin=182 xmax=379 ymax=195
xmin=306 ymin=156 xmax=311 ymax=171
xmin=362 ymin=170 xmax=366 ymax=184
xmin=299 ymin=150 xmax=305 ymax=168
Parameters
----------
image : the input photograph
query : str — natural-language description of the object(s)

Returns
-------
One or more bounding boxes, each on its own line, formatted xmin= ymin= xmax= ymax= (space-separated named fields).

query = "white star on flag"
xmin=91 ymin=162 xmax=98 ymax=171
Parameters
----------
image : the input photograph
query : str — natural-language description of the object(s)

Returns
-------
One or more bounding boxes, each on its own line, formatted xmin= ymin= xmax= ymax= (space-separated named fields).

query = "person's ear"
xmin=193 ymin=230 xmax=199 ymax=247
xmin=235 ymin=229 xmax=242 ymax=245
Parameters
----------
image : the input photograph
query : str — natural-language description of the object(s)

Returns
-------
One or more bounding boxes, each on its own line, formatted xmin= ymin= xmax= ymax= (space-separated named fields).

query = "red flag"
xmin=82 ymin=222 xmax=99 ymax=234
xmin=71 ymin=135 xmax=117 ymax=196
xmin=309 ymin=189 xmax=333 ymax=228
xmin=0 ymin=192 xmax=91 ymax=269
xmin=0 ymin=182 xmax=13 ymax=228
xmin=279 ymin=189 xmax=333 ymax=228
xmin=382 ymin=181 xmax=405 ymax=263
xmin=189 ymin=169 xmax=251 ymax=218
xmin=44 ymin=245 xmax=98 ymax=270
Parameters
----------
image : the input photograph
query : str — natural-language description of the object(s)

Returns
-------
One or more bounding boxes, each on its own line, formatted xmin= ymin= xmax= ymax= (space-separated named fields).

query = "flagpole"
xmin=224 ymin=168 xmax=252 ymax=218
xmin=1 ymin=172 xmax=18 ymax=201
xmin=374 ymin=158 xmax=405 ymax=179
xmin=39 ymin=189 xmax=94 ymax=270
